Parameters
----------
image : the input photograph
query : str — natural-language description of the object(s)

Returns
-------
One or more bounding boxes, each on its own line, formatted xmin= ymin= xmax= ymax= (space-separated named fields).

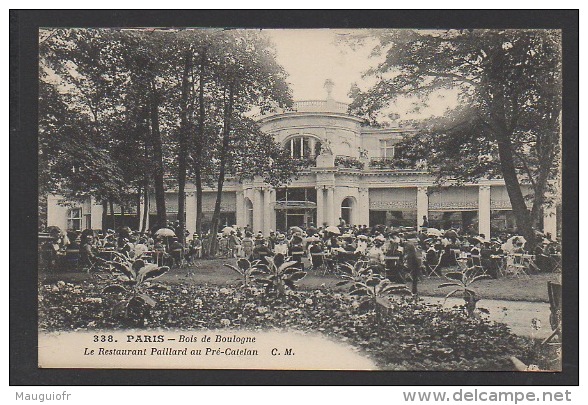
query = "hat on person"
xmin=255 ymin=234 xmax=264 ymax=240
xmin=277 ymin=233 xmax=286 ymax=241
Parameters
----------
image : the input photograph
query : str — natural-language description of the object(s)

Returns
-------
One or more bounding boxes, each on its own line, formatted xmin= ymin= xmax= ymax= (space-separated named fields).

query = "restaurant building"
xmin=46 ymin=86 xmax=558 ymax=238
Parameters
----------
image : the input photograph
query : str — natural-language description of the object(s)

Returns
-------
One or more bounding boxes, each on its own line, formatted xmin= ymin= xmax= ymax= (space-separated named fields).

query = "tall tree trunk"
xmin=195 ymin=168 xmax=203 ymax=235
xmin=530 ymin=128 xmax=558 ymax=228
xmin=488 ymin=51 xmax=536 ymax=249
xmin=149 ymin=79 xmax=167 ymax=229
xmin=136 ymin=187 xmax=142 ymax=231
xmin=208 ymin=82 xmax=234 ymax=256
xmin=177 ymin=50 xmax=192 ymax=245
xmin=194 ymin=47 xmax=207 ymax=235
xmin=495 ymin=134 xmax=536 ymax=248
xmin=141 ymin=187 xmax=149 ymax=234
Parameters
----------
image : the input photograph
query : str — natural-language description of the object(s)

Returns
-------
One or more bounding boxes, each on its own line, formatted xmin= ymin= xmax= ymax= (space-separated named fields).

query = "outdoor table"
xmin=98 ymin=249 xmax=116 ymax=261
xmin=490 ymin=255 xmax=506 ymax=276
xmin=522 ymin=254 xmax=539 ymax=273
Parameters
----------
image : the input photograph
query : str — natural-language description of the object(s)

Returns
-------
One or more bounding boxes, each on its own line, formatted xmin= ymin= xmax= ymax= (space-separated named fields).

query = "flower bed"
xmin=38 ymin=279 xmax=555 ymax=370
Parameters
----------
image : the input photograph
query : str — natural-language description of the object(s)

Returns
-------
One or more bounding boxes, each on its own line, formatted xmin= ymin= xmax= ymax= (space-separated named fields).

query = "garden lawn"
xmin=41 ymin=258 xmax=557 ymax=303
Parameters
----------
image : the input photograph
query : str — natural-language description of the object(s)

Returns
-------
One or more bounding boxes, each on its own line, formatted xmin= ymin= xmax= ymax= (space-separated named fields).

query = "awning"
xmin=273 ymin=201 xmax=317 ymax=210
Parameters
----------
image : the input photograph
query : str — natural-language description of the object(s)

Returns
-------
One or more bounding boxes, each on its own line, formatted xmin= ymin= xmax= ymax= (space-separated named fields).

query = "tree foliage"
xmin=39 ymin=28 xmax=302 ymax=235
xmin=348 ymin=29 xmax=562 ymax=245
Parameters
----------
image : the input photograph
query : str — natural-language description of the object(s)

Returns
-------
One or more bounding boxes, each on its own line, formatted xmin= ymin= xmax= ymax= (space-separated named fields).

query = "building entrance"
xmin=274 ymin=187 xmax=317 ymax=231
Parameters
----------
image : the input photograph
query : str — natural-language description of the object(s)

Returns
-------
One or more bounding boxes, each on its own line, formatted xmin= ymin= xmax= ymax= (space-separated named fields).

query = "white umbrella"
xmin=502 ymin=236 xmax=526 ymax=254
xmin=325 ymin=226 xmax=341 ymax=235
xmin=222 ymin=226 xmax=235 ymax=235
xmin=507 ymin=235 xmax=526 ymax=246
xmin=155 ymin=228 xmax=176 ymax=237
xmin=289 ymin=226 xmax=304 ymax=235
xmin=426 ymin=228 xmax=443 ymax=237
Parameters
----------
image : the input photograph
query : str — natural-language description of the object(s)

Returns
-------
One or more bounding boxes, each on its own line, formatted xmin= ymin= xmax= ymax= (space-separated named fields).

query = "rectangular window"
xmin=67 ymin=208 xmax=82 ymax=231
xmin=379 ymin=139 xmax=395 ymax=158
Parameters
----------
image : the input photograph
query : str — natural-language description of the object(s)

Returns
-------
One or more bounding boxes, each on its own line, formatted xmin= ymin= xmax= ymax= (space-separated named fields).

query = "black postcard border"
xmin=9 ymin=9 xmax=579 ymax=386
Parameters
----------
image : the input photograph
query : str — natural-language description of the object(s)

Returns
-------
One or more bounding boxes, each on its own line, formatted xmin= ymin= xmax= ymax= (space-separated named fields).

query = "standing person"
xmin=241 ymin=232 xmax=254 ymax=259
xmin=192 ymin=235 xmax=202 ymax=259
xmin=355 ymin=234 xmax=368 ymax=255
xmin=228 ymin=231 xmax=239 ymax=258
xmin=273 ymin=233 xmax=289 ymax=256
xmin=421 ymin=215 xmax=429 ymax=230
xmin=404 ymin=242 xmax=421 ymax=295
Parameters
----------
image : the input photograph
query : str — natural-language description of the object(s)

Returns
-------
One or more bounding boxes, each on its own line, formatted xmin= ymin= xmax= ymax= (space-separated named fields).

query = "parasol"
xmin=501 ymin=236 xmax=527 ymax=254
xmin=426 ymin=228 xmax=443 ymax=237
xmin=155 ymin=228 xmax=176 ymax=237
xmin=222 ymin=226 xmax=235 ymax=235
xmin=325 ymin=226 xmax=341 ymax=235
xmin=289 ymin=226 xmax=303 ymax=235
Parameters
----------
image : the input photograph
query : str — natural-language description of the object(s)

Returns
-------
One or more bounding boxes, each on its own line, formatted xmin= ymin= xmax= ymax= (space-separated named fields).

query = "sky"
xmin=263 ymin=29 xmax=459 ymax=121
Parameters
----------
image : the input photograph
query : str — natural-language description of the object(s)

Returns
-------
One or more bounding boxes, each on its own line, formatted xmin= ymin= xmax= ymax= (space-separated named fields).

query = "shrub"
xmin=335 ymin=156 xmax=365 ymax=170
xmin=254 ymin=254 xmax=307 ymax=297
xmin=224 ymin=258 xmax=266 ymax=288
xmin=101 ymin=254 xmax=170 ymax=325
xmin=438 ymin=266 xmax=490 ymax=317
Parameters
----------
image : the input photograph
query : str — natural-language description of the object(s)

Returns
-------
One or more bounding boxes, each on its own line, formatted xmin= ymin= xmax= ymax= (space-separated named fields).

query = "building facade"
xmin=46 ymin=93 xmax=558 ymax=238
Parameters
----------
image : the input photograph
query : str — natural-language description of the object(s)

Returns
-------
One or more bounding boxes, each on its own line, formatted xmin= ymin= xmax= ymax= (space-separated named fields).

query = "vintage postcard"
xmin=37 ymin=27 xmax=563 ymax=371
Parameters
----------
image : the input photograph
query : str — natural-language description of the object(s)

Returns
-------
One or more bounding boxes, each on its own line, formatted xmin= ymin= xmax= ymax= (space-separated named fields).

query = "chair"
xmin=542 ymin=281 xmax=562 ymax=345
xmin=505 ymin=253 xmax=530 ymax=278
xmin=310 ymin=252 xmax=328 ymax=274
xmin=425 ymin=250 xmax=444 ymax=277
xmin=468 ymin=254 xmax=487 ymax=276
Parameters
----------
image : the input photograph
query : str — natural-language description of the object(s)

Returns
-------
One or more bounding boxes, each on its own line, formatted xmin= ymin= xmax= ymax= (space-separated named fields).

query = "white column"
xmin=316 ymin=187 xmax=325 ymax=227
xmin=417 ymin=186 xmax=429 ymax=231
xmin=235 ymin=190 xmax=245 ymax=229
xmin=263 ymin=188 xmax=273 ymax=235
xmin=357 ymin=187 xmax=370 ymax=226
xmin=478 ymin=185 xmax=491 ymax=239
xmin=326 ymin=186 xmax=335 ymax=226
xmin=185 ymin=191 xmax=197 ymax=236
xmin=90 ymin=196 xmax=103 ymax=231
xmin=253 ymin=188 xmax=263 ymax=234
xmin=543 ymin=205 xmax=557 ymax=239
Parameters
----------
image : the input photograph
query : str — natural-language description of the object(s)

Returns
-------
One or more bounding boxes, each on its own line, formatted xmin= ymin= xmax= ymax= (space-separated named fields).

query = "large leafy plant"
xmin=337 ymin=260 xmax=410 ymax=323
xmin=438 ymin=267 xmax=491 ymax=317
xmin=254 ymin=254 xmax=307 ymax=298
xmin=224 ymin=258 xmax=266 ymax=289
xmin=102 ymin=252 xmax=169 ymax=324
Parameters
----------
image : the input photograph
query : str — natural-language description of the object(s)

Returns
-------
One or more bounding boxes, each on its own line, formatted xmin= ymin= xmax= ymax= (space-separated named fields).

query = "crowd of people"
xmin=40 ymin=216 xmax=560 ymax=279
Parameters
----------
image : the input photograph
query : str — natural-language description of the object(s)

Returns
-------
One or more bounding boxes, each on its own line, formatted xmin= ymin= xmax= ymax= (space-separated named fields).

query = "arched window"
xmin=341 ymin=197 xmax=354 ymax=225
xmin=286 ymin=136 xmax=320 ymax=159
xmin=244 ymin=198 xmax=253 ymax=229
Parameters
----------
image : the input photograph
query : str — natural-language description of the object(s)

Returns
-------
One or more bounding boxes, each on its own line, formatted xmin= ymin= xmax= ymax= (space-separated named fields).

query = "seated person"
xmin=289 ymin=235 xmax=305 ymax=270
xmin=79 ymin=235 xmax=102 ymax=269
xmin=252 ymin=236 xmax=273 ymax=265
xmin=169 ymin=237 xmax=184 ymax=267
